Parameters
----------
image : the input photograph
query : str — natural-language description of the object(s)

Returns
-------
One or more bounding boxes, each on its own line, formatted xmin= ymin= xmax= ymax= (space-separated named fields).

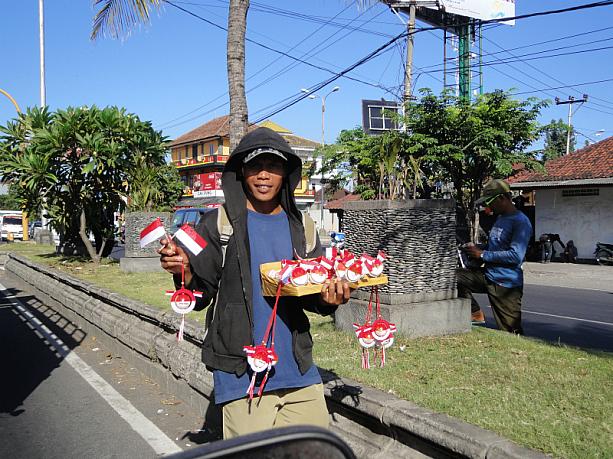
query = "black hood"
xmin=221 ymin=127 xmax=303 ymax=224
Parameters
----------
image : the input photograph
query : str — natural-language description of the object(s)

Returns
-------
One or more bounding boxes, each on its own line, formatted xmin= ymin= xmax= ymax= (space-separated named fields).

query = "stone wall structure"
xmin=335 ymin=200 xmax=471 ymax=338
xmin=120 ymin=211 xmax=173 ymax=272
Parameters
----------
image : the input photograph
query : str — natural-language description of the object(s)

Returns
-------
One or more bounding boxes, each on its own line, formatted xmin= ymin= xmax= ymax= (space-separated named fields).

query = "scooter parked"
xmin=594 ymin=242 xmax=613 ymax=266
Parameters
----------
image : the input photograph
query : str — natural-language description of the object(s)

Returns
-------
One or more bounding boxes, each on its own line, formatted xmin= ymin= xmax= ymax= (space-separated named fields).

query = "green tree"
xmin=91 ymin=0 xmax=249 ymax=150
xmin=406 ymin=90 xmax=545 ymax=218
xmin=320 ymin=90 xmax=545 ymax=237
xmin=0 ymin=106 xmax=180 ymax=263
xmin=0 ymin=184 xmax=24 ymax=211
xmin=542 ymin=118 xmax=574 ymax=160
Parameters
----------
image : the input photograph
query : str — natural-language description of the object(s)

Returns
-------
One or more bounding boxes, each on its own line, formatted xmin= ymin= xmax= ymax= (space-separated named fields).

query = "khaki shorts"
xmin=222 ymin=383 xmax=328 ymax=439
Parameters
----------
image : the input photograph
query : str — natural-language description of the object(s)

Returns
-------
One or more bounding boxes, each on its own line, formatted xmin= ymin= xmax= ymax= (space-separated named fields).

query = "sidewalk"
xmin=523 ymin=261 xmax=613 ymax=292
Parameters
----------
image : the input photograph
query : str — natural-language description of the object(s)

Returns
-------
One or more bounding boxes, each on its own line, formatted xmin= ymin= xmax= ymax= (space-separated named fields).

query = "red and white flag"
xmin=140 ymin=218 xmax=166 ymax=248
xmin=174 ymin=224 xmax=207 ymax=256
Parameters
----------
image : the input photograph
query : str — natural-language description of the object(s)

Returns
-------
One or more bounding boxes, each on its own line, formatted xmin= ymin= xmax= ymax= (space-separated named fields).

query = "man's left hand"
xmin=320 ymin=278 xmax=352 ymax=306
xmin=464 ymin=245 xmax=483 ymax=259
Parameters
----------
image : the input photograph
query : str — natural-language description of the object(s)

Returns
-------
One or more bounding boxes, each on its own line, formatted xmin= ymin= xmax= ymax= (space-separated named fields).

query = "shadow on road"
xmin=0 ymin=288 xmax=86 ymax=416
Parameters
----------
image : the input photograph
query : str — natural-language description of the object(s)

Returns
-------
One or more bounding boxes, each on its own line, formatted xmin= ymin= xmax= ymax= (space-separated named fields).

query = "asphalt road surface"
xmin=0 ymin=273 xmax=210 ymax=459
xmin=475 ymin=284 xmax=613 ymax=352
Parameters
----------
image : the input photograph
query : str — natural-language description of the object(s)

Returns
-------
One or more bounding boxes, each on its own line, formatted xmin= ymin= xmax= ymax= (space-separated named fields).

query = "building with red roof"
xmin=169 ymin=116 xmax=317 ymax=209
xmin=508 ymin=137 xmax=613 ymax=260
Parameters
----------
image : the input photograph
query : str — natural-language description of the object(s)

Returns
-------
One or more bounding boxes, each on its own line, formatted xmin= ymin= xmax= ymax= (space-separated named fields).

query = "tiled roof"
xmin=325 ymin=193 xmax=361 ymax=210
xmin=259 ymin=120 xmax=291 ymax=134
xmin=170 ymin=116 xmax=230 ymax=147
xmin=170 ymin=116 xmax=318 ymax=149
xmin=509 ymin=136 xmax=613 ymax=184
xmin=283 ymin=133 xmax=320 ymax=149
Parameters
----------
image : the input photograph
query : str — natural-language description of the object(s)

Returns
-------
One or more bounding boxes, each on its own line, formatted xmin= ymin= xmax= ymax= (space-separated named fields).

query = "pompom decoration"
xmin=353 ymin=286 xmax=396 ymax=369
xmin=290 ymin=267 xmax=309 ymax=286
xmin=309 ymin=265 xmax=328 ymax=284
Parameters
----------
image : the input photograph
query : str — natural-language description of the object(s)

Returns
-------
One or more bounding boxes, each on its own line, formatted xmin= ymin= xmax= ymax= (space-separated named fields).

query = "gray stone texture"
xmin=119 ymin=256 xmax=164 ymax=273
xmin=336 ymin=297 xmax=471 ymax=338
xmin=342 ymin=199 xmax=458 ymax=297
xmin=339 ymin=199 xmax=469 ymax=338
xmin=3 ymin=253 xmax=549 ymax=459
xmin=124 ymin=211 xmax=173 ymax=258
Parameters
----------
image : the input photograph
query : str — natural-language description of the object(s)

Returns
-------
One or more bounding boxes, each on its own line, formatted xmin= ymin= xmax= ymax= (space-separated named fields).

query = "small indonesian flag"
xmin=140 ymin=218 xmax=166 ymax=248
xmin=174 ymin=224 xmax=208 ymax=256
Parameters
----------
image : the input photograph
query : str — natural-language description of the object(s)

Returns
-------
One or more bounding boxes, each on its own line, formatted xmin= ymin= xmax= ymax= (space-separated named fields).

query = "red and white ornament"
xmin=309 ymin=264 xmax=328 ymax=284
xmin=353 ymin=323 xmax=376 ymax=348
xmin=290 ymin=266 xmax=309 ymax=286
xmin=243 ymin=344 xmax=278 ymax=373
xmin=346 ymin=262 xmax=363 ymax=282
xmin=371 ymin=318 xmax=397 ymax=347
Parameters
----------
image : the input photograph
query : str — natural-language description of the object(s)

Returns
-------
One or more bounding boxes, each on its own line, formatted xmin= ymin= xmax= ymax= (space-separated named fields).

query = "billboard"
xmin=434 ymin=0 xmax=515 ymax=23
xmin=361 ymin=99 xmax=402 ymax=135
xmin=193 ymin=172 xmax=222 ymax=192
xmin=387 ymin=0 xmax=515 ymax=25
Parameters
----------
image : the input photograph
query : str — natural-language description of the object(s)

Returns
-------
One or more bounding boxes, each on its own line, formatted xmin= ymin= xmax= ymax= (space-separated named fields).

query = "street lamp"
xmin=301 ymin=86 xmax=340 ymax=230
xmin=301 ymin=86 xmax=340 ymax=146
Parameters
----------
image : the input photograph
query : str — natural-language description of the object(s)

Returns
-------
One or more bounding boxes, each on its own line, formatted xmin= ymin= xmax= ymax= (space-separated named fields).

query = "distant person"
xmin=457 ymin=179 xmax=532 ymax=334
xmin=539 ymin=233 xmax=565 ymax=263
xmin=563 ymin=240 xmax=578 ymax=263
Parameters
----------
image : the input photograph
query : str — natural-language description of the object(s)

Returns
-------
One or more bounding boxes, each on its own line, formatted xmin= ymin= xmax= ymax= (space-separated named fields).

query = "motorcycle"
xmin=594 ymin=242 xmax=613 ymax=266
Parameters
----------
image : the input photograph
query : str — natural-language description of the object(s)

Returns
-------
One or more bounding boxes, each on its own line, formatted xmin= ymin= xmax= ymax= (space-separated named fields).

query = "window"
xmin=192 ymin=144 xmax=198 ymax=159
xmin=562 ymin=188 xmax=599 ymax=197
xmin=368 ymin=105 xmax=399 ymax=131
xmin=209 ymin=143 xmax=215 ymax=155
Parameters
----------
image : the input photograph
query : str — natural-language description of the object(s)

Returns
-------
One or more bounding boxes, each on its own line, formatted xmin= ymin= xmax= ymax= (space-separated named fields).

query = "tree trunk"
xmin=227 ymin=0 xmax=249 ymax=151
xmin=79 ymin=209 xmax=101 ymax=264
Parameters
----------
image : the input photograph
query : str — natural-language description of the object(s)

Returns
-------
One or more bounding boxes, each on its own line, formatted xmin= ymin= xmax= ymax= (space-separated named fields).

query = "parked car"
xmin=0 ymin=214 xmax=24 ymax=240
xmin=171 ymin=208 xmax=212 ymax=232
xmin=29 ymin=220 xmax=42 ymax=239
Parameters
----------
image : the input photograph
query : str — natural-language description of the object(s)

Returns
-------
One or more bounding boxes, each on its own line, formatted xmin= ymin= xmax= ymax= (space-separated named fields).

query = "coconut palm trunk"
xmin=227 ymin=0 xmax=249 ymax=150
xmin=92 ymin=0 xmax=250 ymax=148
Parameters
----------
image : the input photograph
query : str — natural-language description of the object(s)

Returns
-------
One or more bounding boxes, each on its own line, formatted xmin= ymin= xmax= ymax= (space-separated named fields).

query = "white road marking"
xmin=523 ymin=309 xmax=613 ymax=326
xmin=482 ymin=304 xmax=613 ymax=326
xmin=0 ymin=283 xmax=182 ymax=456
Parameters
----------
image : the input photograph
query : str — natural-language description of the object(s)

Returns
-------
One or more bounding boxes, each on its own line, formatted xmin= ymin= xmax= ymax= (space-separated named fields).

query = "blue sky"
xmin=2 ymin=1 xmax=612 ymax=149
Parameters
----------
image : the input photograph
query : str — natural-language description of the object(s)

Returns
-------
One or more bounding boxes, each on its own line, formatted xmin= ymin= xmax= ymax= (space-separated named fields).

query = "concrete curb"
xmin=3 ymin=253 xmax=549 ymax=459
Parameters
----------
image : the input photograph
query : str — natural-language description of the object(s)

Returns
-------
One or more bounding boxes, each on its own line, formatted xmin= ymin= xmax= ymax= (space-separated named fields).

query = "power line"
xmin=161 ymin=1 xmax=613 ymax=130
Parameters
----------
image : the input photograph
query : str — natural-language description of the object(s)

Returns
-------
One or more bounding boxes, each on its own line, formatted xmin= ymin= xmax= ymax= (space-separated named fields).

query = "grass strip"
xmin=3 ymin=243 xmax=612 ymax=459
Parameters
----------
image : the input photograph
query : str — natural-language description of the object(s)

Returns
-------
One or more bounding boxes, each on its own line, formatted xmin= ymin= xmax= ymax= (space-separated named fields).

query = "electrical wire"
xmin=160 ymin=1 xmax=613 ymax=130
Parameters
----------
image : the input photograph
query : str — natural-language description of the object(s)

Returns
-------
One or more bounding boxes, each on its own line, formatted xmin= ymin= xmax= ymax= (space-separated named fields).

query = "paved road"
xmin=475 ymin=284 xmax=613 ymax=352
xmin=0 ymin=274 xmax=207 ymax=459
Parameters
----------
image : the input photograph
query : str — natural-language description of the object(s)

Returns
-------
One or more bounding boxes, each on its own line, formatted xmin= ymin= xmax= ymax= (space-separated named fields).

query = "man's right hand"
xmin=158 ymin=238 xmax=191 ymax=282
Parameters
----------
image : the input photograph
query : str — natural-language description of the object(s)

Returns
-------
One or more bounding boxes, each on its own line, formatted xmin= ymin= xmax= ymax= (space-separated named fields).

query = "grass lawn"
xmin=3 ymin=242 xmax=612 ymax=459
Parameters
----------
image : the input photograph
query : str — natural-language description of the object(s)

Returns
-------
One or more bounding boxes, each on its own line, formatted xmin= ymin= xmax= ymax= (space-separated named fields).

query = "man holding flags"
xmin=158 ymin=127 xmax=351 ymax=439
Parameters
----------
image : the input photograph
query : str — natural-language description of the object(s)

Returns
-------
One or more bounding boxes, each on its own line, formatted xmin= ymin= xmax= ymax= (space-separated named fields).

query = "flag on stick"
xmin=174 ymin=224 xmax=207 ymax=256
xmin=140 ymin=218 xmax=166 ymax=248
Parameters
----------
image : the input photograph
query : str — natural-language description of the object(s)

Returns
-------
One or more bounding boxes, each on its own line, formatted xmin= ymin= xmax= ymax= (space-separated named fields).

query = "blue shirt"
xmin=482 ymin=210 xmax=532 ymax=288
xmin=213 ymin=210 xmax=321 ymax=404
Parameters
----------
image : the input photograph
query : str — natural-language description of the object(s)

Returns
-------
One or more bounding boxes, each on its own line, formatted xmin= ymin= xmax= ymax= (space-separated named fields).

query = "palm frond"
xmin=91 ymin=0 xmax=161 ymax=40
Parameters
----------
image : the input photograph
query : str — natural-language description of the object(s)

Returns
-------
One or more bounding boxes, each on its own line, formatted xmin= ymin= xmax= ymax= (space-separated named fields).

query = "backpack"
xmin=216 ymin=205 xmax=318 ymax=269
xmin=203 ymin=205 xmax=318 ymax=332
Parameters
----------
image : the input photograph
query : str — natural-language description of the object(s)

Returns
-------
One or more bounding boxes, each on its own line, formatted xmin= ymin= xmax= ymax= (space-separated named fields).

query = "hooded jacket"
xmin=185 ymin=127 xmax=336 ymax=376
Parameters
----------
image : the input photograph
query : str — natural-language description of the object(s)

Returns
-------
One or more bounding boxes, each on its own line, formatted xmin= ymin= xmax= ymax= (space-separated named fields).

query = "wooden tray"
xmin=260 ymin=261 xmax=388 ymax=297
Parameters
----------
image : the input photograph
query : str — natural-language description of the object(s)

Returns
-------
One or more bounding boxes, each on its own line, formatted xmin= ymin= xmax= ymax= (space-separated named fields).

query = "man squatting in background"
xmin=457 ymin=179 xmax=532 ymax=334
xmin=159 ymin=127 xmax=351 ymax=438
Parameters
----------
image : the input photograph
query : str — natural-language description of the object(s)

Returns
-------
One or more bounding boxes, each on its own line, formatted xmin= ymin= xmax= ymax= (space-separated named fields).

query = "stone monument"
xmin=120 ymin=211 xmax=173 ymax=273
xmin=334 ymin=199 xmax=471 ymax=337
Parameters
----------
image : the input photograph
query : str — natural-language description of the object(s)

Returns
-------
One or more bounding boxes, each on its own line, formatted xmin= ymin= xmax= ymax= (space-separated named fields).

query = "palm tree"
xmin=91 ymin=0 xmax=249 ymax=150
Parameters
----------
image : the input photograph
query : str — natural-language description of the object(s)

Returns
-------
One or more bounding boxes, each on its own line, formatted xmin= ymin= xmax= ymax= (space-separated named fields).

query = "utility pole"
xmin=39 ymin=0 xmax=46 ymax=107
xmin=555 ymin=94 xmax=588 ymax=155
xmin=403 ymin=1 xmax=416 ymax=105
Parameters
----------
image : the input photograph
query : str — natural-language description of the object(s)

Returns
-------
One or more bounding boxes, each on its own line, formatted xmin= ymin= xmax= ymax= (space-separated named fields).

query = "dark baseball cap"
xmin=475 ymin=179 xmax=511 ymax=204
xmin=243 ymin=147 xmax=287 ymax=164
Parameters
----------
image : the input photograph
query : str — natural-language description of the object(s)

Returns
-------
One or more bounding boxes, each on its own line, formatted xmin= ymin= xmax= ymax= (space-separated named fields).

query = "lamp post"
xmin=301 ymin=86 xmax=340 ymax=229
